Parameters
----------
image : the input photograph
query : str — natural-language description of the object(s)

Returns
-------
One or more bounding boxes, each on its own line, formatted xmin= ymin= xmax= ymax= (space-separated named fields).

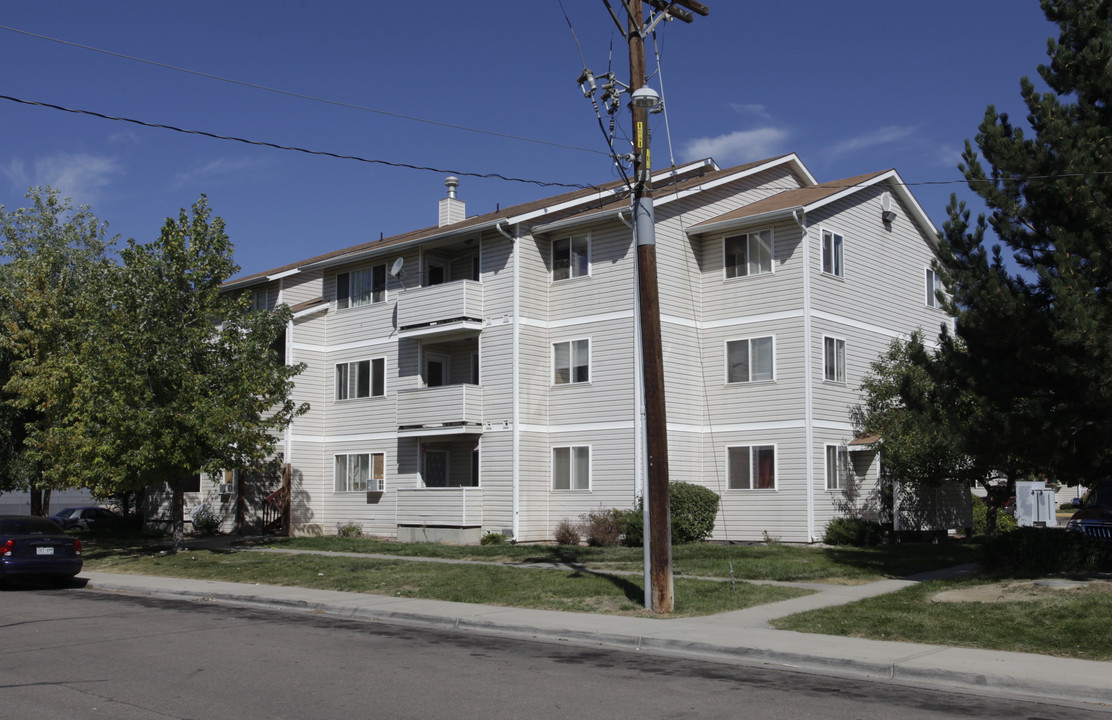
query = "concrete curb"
xmin=82 ymin=572 xmax=1112 ymax=710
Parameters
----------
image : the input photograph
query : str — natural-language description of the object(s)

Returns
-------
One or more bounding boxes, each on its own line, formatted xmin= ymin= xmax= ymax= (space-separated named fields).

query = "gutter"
xmin=794 ymin=208 xmax=817 ymax=543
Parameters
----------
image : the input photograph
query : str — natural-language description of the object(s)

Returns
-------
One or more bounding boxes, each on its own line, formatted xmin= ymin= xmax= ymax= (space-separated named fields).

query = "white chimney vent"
xmin=439 ymin=176 xmax=466 ymax=227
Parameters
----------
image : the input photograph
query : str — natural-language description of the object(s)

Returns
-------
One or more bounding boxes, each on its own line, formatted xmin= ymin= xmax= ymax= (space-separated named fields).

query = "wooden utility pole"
xmin=624 ymin=0 xmax=708 ymax=614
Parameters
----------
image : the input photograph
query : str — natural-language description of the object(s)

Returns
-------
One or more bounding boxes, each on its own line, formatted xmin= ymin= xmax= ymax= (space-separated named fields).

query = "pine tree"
xmin=936 ymin=0 xmax=1112 ymax=485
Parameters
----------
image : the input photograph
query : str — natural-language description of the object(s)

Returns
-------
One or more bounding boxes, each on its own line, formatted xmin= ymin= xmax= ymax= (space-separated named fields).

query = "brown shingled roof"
xmin=226 ymin=155 xmax=801 ymax=287
xmin=690 ymin=170 xmax=891 ymax=230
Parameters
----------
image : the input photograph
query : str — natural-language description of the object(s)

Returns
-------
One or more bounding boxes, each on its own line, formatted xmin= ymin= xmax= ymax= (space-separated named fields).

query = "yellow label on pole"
xmin=637 ymin=121 xmax=643 ymax=150
xmin=645 ymin=148 xmax=650 ymax=170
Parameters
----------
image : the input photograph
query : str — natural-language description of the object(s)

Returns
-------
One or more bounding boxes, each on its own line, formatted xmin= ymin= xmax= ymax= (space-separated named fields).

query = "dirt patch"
xmin=933 ymin=578 xmax=1112 ymax=603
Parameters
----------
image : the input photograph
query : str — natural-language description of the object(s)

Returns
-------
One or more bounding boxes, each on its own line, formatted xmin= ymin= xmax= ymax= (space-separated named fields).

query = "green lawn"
xmin=261 ymin=535 xmax=981 ymax=583
xmin=82 ymin=543 xmax=809 ymax=617
xmin=772 ymin=576 xmax=1112 ymax=661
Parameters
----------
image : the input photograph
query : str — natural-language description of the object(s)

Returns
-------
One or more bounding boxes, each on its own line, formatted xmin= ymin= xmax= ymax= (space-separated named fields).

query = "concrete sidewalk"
xmin=79 ymin=555 xmax=1112 ymax=711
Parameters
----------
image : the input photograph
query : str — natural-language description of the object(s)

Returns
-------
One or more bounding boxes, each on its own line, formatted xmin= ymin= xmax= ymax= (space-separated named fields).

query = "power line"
xmin=0 ymin=23 xmax=610 ymax=159
xmin=0 ymin=93 xmax=593 ymax=191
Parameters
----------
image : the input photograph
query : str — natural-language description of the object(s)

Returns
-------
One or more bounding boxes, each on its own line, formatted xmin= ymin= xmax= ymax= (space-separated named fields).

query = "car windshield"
xmin=0 ymin=517 xmax=62 ymax=534
xmin=1089 ymin=484 xmax=1112 ymax=508
xmin=54 ymin=508 xmax=78 ymax=518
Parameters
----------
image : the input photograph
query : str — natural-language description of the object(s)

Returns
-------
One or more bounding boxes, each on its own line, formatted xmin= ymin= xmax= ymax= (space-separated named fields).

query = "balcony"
xmin=396 ymin=280 xmax=483 ymax=340
xmin=396 ymin=384 xmax=484 ymax=436
xmin=395 ymin=487 xmax=483 ymax=542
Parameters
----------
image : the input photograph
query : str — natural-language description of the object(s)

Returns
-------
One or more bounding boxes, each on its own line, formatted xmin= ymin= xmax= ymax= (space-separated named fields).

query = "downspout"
xmin=495 ymin=220 xmax=520 ymax=541
xmin=793 ymin=208 xmax=816 ymax=542
xmin=278 ymin=277 xmax=293 ymax=468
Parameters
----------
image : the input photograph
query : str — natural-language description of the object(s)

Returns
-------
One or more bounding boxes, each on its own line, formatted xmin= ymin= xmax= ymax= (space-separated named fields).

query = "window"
xmin=553 ymin=234 xmax=590 ymax=281
xmin=335 ymin=452 xmax=384 ymax=492
xmin=727 ymin=445 xmax=776 ymax=490
xmin=552 ymin=446 xmax=590 ymax=490
xmin=724 ymin=230 xmax=773 ymax=278
xmin=926 ymin=267 xmax=944 ymax=308
xmin=726 ymin=337 xmax=774 ymax=383
xmin=821 ymin=230 xmax=843 ymax=277
xmin=826 ymin=445 xmax=849 ymax=491
xmin=335 ymin=358 xmax=385 ymax=400
xmin=553 ymin=339 xmax=590 ymax=385
xmin=337 ymin=264 xmax=386 ymax=308
xmin=251 ymin=288 xmax=268 ymax=312
xmin=823 ymin=337 xmax=846 ymax=383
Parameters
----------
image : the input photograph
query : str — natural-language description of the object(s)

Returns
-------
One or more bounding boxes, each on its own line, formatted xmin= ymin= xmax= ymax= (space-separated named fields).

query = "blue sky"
xmin=0 ymin=1 xmax=1056 ymax=278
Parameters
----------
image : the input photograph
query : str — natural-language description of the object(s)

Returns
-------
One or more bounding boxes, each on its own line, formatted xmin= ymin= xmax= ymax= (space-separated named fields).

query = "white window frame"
xmin=926 ymin=267 xmax=944 ymax=308
xmin=552 ymin=233 xmax=591 ymax=281
xmin=723 ymin=229 xmax=774 ymax=278
xmin=726 ymin=444 xmax=777 ymax=490
xmin=553 ymin=338 xmax=590 ymax=385
xmin=336 ymin=264 xmax=387 ymax=308
xmin=821 ymin=229 xmax=844 ymax=278
xmin=334 ymin=452 xmax=385 ymax=492
xmin=823 ymin=336 xmax=846 ymax=384
xmin=825 ymin=444 xmax=850 ymax=491
xmin=552 ymin=445 xmax=591 ymax=491
xmin=335 ymin=357 xmax=386 ymax=400
xmin=725 ymin=336 xmax=775 ymax=384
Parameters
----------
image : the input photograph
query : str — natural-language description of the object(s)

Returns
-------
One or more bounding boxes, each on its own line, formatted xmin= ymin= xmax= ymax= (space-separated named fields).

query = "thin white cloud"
xmin=174 ymin=157 xmax=269 ymax=188
xmin=1 ymin=153 xmax=121 ymax=202
xmin=828 ymin=125 xmax=918 ymax=158
xmin=682 ymin=127 xmax=791 ymax=165
xmin=728 ymin=103 xmax=776 ymax=122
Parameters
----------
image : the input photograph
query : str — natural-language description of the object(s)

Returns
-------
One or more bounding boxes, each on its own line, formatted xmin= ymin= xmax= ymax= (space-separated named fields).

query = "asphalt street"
xmin=2 ymin=586 xmax=1107 ymax=720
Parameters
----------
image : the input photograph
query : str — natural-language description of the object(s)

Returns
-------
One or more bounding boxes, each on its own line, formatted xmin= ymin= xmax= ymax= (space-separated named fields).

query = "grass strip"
xmin=264 ymin=536 xmax=980 ymax=583
xmin=771 ymin=577 xmax=1112 ymax=660
xmin=84 ymin=548 xmax=812 ymax=618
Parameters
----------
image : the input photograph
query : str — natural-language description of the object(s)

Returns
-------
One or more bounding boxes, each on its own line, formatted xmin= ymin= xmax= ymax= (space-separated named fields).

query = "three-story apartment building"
xmin=212 ymin=153 xmax=947 ymax=543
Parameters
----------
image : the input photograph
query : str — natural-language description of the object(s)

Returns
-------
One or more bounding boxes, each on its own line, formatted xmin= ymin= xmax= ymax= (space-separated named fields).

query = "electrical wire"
xmin=0 ymin=94 xmax=594 ymax=191
xmin=0 ymin=23 xmax=609 ymax=159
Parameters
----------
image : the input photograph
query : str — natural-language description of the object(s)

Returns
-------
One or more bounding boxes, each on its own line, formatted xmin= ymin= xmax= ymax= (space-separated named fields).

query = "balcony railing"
xmin=396 ymin=487 xmax=483 ymax=527
xmin=396 ymin=384 xmax=483 ymax=432
xmin=396 ymin=280 xmax=483 ymax=335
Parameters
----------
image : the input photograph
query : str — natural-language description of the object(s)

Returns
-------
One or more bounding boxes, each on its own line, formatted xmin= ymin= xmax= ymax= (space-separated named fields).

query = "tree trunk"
xmin=30 ymin=484 xmax=43 ymax=516
xmin=170 ymin=475 xmax=186 ymax=552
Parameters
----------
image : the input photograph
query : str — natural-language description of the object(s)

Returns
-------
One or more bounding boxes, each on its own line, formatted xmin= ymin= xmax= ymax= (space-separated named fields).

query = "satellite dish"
xmin=390 ymin=257 xmax=404 ymax=278
xmin=881 ymin=192 xmax=892 ymax=213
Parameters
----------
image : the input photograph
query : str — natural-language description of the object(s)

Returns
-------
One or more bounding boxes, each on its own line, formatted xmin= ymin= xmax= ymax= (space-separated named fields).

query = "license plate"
xmin=36 ymin=546 xmax=54 ymax=555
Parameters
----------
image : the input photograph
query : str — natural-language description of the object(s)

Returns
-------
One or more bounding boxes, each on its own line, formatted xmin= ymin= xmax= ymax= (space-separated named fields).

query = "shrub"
xmin=553 ymin=518 xmax=581 ymax=545
xmin=981 ymin=527 xmax=1109 ymax=575
xmin=620 ymin=508 xmax=643 ymax=547
xmin=480 ymin=531 xmax=507 ymax=545
xmin=823 ymin=517 xmax=885 ymax=546
xmin=191 ymin=504 xmax=221 ymax=535
xmin=670 ymin=482 xmax=720 ymax=544
xmin=579 ymin=507 xmax=624 ymax=547
xmin=971 ymin=494 xmax=1018 ymax=535
xmin=620 ymin=482 xmax=721 ymax=546
xmin=336 ymin=521 xmax=363 ymax=538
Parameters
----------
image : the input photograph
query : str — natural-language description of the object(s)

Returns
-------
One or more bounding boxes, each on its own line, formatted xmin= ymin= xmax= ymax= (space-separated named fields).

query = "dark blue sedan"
xmin=0 ymin=515 xmax=83 ymax=583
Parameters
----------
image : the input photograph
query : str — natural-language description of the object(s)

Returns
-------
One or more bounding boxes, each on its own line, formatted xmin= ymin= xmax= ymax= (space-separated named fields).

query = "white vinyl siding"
xmin=725 ymin=336 xmax=774 ymax=383
xmin=552 ymin=446 xmax=590 ymax=490
xmin=553 ymin=339 xmax=590 ymax=385
xmin=823 ymin=336 xmax=846 ymax=384
xmin=552 ymin=233 xmax=590 ymax=281
xmin=727 ymin=445 xmax=776 ymax=490
xmin=821 ymin=229 xmax=844 ymax=277
xmin=724 ymin=229 xmax=773 ymax=278
xmin=334 ymin=452 xmax=384 ymax=492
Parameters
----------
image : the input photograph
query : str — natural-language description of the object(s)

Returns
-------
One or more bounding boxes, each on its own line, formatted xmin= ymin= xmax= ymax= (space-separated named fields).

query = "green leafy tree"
xmin=851 ymin=333 xmax=1008 ymax=533
xmin=935 ymin=0 xmax=1112 ymax=486
xmin=0 ymin=189 xmax=115 ymax=513
xmin=75 ymin=197 xmax=306 ymax=549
